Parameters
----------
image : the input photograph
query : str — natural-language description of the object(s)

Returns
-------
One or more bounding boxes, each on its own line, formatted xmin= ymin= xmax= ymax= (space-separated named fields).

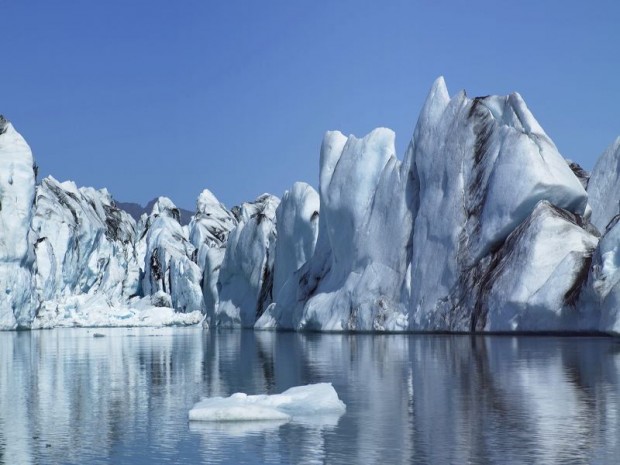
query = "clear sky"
xmin=1 ymin=0 xmax=619 ymax=209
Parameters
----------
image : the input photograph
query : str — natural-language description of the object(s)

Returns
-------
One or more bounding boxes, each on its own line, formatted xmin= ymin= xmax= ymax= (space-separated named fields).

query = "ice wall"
xmin=4 ymin=76 xmax=620 ymax=334
xmin=0 ymin=116 xmax=37 ymax=329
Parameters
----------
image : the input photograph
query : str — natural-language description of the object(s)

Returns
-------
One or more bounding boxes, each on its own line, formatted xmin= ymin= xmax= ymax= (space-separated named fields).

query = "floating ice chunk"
xmin=189 ymin=383 xmax=345 ymax=422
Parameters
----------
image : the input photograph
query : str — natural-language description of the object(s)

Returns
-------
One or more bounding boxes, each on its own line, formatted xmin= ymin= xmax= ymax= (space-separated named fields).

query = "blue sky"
xmin=1 ymin=0 xmax=619 ymax=209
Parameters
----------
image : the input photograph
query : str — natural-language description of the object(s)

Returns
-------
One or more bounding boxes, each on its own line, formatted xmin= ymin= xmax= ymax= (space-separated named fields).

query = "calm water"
xmin=1 ymin=328 xmax=619 ymax=464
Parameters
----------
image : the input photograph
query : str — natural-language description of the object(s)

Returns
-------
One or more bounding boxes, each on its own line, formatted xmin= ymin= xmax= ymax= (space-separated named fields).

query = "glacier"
xmin=3 ymin=76 xmax=620 ymax=334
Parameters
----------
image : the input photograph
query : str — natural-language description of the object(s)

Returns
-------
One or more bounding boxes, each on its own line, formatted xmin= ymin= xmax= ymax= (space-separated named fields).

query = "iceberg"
xmin=188 ymin=383 xmax=346 ymax=422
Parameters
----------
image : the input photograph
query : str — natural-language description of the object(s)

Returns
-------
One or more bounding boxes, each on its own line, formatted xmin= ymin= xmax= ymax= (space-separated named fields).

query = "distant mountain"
xmin=116 ymin=199 xmax=194 ymax=225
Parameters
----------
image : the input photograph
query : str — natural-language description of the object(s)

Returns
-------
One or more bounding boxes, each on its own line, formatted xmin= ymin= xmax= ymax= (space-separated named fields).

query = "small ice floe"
xmin=188 ymin=383 xmax=345 ymax=423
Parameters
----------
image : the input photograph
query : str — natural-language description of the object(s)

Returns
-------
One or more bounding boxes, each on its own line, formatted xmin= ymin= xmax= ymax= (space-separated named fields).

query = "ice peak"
xmin=431 ymin=76 xmax=449 ymax=99
xmin=475 ymin=93 xmax=546 ymax=136
xmin=196 ymin=189 xmax=222 ymax=214
xmin=505 ymin=92 xmax=545 ymax=135
xmin=414 ymin=77 xmax=450 ymax=139
xmin=289 ymin=181 xmax=315 ymax=195
xmin=424 ymin=77 xmax=450 ymax=115
xmin=151 ymin=197 xmax=181 ymax=222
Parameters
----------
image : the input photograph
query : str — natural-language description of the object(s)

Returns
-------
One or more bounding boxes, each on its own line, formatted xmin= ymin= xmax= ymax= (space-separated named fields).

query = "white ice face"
xmin=29 ymin=186 xmax=208 ymax=327
xmin=0 ymin=119 xmax=37 ymax=328
xmin=584 ymin=210 xmax=620 ymax=335
xmin=27 ymin=173 xmax=149 ymax=329
xmin=140 ymin=197 xmax=205 ymax=315
xmin=188 ymin=188 xmax=237 ymax=323
xmin=475 ymin=201 xmax=597 ymax=332
xmin=408 ymin=78 xmax=588 ymax=330
xmin=587 ymin=137 xmax=620 ymax=232
xmin=254 ymin=183 xmax=319 ymax=330
xmin=189 ymin=189 xmax=237 ymax=264
xmin=271 ymin=182 xmax=319 ymax=300
xmin=32 ymin=177 xmax=140 ymax=304
xmin=215 ymin=194 xmax=279 ymax=328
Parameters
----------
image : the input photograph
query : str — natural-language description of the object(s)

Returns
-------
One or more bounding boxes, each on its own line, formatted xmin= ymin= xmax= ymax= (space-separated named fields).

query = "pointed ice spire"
xmin=151 ymin=197 xmax=181 ymax=222
xmin=414 ymin=76 xmax=450 ymax=140
xmin=196 ymin=188 xmax=223 ymax=214
xmin=505 ymin=92 xmax=545 ymax=135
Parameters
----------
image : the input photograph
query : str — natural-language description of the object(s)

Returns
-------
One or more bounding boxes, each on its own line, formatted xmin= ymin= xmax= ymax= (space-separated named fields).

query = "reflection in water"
xmin=0 ymin=329 xmax=619 ymax=464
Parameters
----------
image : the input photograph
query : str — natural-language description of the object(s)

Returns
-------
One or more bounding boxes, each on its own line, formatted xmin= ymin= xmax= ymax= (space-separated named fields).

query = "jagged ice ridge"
xmin=2 ymin=78 xmax=620 ymax=335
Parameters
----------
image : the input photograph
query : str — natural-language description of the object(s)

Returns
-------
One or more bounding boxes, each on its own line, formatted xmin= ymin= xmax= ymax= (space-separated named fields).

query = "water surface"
xmin=1 ymin=328 xmax=619 ymax=464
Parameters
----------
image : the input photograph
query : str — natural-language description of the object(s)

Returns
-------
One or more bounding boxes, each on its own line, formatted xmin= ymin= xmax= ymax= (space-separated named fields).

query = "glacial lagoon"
xmin=1 ymin=328 xmax=619 ymax=464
